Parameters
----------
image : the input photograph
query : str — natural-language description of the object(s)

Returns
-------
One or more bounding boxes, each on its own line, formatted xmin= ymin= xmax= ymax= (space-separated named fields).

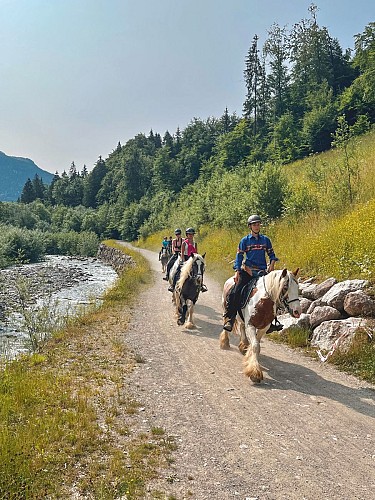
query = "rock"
xmin=320 ymin=280 xmax=369 ymax=312
xmin=301 ymin=277 xmax=337 ymax=300
xmin=344 ymin=290 xmax=375 ymax=317
xmin=310 ymin=306 xmax=341 ymax=329
xmin=300 ymin=297 xmax=312 ymax=313
xmin=311 ymin=317 xmax=365 ymax=351
xmin=277 ymin=312 xmax=311 ymax=331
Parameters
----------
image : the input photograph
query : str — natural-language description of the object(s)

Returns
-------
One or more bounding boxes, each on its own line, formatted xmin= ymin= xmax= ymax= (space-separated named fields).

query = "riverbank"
xmin=0 ymin=255 xmax=118 ymax=359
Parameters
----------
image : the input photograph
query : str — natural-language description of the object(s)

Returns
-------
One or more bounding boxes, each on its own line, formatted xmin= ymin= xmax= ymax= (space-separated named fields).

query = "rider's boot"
xmin=163 ymin=274 xmax=169 ymax=281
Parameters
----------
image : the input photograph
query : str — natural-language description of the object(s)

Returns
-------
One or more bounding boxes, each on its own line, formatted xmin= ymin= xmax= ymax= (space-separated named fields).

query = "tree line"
xmin=17 ymin=6 xmax=374 ymax=241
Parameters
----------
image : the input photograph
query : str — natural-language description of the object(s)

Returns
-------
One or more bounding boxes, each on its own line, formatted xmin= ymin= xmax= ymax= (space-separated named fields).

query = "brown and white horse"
xmin=172 ymin=253 xmax=206 ymax=329
xmin=220 ymin=269 xmax=301 ymax=383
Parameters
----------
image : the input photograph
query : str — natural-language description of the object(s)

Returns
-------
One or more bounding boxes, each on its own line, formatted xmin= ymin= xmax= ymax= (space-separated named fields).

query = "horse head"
xmin=189 ymin=253 xmax=205 ymax=286
xmin=278 ymin=268 xmax=301 ymax=318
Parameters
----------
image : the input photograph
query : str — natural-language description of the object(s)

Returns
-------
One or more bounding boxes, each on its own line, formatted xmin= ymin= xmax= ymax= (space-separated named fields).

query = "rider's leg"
xmin=168 ymin=263 xmax=181 ymax=292
xmin=223 ymin=270 xmax=250 ymax=331
xmin=164 ymin=254 xmax=177 ymax=280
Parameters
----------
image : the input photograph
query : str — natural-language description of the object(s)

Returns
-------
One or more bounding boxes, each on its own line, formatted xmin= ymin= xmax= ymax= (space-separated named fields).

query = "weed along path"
xmin=119 ymin=243 xmax=375 ymax=500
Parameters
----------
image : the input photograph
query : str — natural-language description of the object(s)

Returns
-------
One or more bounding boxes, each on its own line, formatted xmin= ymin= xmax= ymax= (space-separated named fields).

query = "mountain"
xmin=0 ymin=151 xmax=54 ymax=201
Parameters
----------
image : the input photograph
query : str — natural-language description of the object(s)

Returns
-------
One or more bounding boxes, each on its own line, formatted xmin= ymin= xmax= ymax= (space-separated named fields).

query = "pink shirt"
xmin=182 ymin=238 xmax=197 ymax=260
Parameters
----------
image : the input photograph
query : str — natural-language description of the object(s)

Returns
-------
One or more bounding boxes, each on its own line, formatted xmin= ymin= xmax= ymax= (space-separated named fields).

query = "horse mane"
xmin=263 ymin=269 xmax=287 ymax=302
xmin=177 ymin=254 xmax=204 ymax=289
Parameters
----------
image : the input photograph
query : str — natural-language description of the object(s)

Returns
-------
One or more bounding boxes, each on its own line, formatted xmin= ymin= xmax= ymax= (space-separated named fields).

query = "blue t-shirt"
xmin=233 ymin=233 xmax=278 ymax=271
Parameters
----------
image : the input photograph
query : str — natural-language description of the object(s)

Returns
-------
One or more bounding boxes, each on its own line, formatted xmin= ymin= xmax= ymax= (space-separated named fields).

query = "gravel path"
xmin=121 ymin=244 xmax=375 ymax=500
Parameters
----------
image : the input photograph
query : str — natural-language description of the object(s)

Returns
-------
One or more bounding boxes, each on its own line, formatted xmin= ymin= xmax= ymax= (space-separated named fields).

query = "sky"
xmin=0 ymin=0 xmax=373 ymax=174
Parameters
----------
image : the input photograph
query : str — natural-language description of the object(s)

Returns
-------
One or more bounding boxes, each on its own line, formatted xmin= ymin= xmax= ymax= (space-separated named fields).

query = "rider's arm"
xmin=180 ymin=241 xmax=186 ymax=262
xmin=265 ymin=236 xmax=278 ymax=272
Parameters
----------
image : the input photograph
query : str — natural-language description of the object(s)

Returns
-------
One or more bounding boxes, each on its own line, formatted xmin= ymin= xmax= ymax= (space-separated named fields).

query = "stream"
xmin=0 ymin=255 xmax=118 ymax=359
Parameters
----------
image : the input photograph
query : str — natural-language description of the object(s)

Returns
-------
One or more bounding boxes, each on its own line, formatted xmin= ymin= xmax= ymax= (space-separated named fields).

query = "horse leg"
xmin=184 ymin=300 xmax=195 ymax=329
xmin=243 ymin=324 xmax=263 ymax=383
xmin=219 ymin=329 xmax=230 ymax=349
xmin=238 ymin=322 xmax=249 ymax=355
xmin=178 ymin=302 xmax=187 ymax=326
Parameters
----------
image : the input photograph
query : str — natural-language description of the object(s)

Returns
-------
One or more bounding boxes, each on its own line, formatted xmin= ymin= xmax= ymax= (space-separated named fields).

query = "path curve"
xmin=121 ymin=243 xmax=375 ymax=500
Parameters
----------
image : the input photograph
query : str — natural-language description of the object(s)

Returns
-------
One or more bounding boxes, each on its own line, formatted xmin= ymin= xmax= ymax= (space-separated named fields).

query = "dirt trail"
xmin=121 ymin=244 xmax=375 ymax=500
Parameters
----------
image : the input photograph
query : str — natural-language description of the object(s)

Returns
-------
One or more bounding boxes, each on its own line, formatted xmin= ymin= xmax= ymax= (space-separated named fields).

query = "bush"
xmin=0 ymin=226 xmax=46 ymax=266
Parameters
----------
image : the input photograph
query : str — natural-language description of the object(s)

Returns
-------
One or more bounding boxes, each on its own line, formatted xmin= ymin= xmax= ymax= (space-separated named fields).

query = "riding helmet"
xmin=247 ymin=214 xmax=262 ymax=225
xmin=174 ymin=228 xmax=182 ymax=235
xmin=185 ymin=227 xmax=195 ymax=234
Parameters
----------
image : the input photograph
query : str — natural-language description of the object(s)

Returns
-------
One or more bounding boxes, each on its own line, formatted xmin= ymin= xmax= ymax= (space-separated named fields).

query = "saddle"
xmin=226 ymin=277 xmax=259 ymax=322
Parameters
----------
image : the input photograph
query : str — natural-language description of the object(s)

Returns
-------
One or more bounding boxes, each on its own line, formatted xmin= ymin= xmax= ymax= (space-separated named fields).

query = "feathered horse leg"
xmin=243 ymin=324 xmax=263 ymax=383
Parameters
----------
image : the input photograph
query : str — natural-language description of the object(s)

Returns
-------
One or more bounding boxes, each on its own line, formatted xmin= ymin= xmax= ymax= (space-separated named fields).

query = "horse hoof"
xmin=238 ymin=342 xmax=249 ymax=355
xmin=177 ymin=319 xmax=184 ymax=326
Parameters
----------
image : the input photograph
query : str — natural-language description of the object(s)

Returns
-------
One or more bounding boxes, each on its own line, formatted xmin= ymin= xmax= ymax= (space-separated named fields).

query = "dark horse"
xmin=174 ymin=253 xmax=206 ymax=328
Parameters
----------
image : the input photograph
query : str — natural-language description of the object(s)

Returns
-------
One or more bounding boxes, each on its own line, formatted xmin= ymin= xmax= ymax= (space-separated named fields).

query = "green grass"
xmin=0 ymin=241 xmax=175 ymax=499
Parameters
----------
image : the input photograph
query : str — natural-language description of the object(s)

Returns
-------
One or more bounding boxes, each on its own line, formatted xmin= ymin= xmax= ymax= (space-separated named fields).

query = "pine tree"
xmin=20 ymin=178 xmax=35 ymax=204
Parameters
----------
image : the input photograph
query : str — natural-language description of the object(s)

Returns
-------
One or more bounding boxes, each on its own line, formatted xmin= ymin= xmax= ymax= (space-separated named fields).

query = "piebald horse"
xmin=220 ymin=268 xmax=301 ymax=383
xmin=170 ymin=253 xmax=206 ymax=328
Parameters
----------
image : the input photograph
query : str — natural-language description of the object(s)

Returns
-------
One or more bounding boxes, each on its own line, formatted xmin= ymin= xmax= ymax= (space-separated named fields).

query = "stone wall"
xmin=97 ymin=243 xmax=136 ymax=274
xmin=279 ymin=276 xmax=375 ymax=359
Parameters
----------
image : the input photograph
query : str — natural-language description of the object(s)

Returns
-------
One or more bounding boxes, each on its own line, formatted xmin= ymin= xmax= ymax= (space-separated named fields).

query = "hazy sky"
xmin=0 ymin=0 xmax=373 ymax=174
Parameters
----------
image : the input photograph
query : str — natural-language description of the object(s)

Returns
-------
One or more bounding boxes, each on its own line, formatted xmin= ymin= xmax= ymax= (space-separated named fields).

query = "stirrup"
xmin=223 ymin=319 xmax=233 ymax=332
xmin=266 ymin=318 xmax=284 ymax=333
xmin=201 ymin=284 xmax=208 ymax=292
xmin=168 ymin=285 xmax=174 ymax=292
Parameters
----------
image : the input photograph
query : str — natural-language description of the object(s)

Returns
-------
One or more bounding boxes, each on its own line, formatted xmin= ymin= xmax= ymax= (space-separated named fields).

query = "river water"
xmin=0 ymin=255 xmax=118 ymax=360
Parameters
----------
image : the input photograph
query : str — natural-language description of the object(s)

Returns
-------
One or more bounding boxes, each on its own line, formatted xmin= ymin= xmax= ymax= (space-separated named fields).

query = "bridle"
xmin=279 ymin=275 xmax=300 ymax=314
xmin=189 ymin=256 xmax=204 ymax=282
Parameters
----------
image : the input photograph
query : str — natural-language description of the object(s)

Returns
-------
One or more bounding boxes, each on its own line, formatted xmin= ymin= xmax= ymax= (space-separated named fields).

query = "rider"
xmin=222 ymin=214 xmax=282 ymax=332
xmin=167 ymin=236 xmax=173 ymax=253
xmin=159 ymin=236 xmax=169 ymax=260
xmin=163 ymin=228 xmax=183 ymax=281
xmin=168 ymin=227 xmax=208 ymax=293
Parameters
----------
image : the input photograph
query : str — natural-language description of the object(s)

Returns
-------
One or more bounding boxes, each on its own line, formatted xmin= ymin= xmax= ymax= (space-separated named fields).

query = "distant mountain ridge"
xmin=0 ymin=151 xmax=54 ymax=201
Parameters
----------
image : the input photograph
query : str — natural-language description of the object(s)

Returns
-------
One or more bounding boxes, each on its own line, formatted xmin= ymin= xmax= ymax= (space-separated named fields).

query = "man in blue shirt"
xmin=223 ymin=214 xmax=280 ymax=332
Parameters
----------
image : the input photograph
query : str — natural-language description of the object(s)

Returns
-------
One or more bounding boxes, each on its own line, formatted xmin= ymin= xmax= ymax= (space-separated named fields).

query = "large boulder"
xmin=311 ymin=317 xmax=365 ymax=351
xmin=310 ymin=306 xmax=342 ymax=329
xmin=301 ymin=277 xmax=337 ymax=300
xmin=343 ymin=290 xmax=375 ymax=317
xmin=277 ymin=312 xmax=311 ymax=331
xmin=320 ymin=280 xmax=369 ymax=312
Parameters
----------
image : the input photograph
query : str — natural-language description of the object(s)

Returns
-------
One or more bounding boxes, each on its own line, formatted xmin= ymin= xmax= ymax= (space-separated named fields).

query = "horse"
xmin=159 ymin=247 xmax=171 ymax=273
xmin=219 ymin=268 xmax=301 ymax=383
xmin=170 ymin=253 xmax=206 ymax=328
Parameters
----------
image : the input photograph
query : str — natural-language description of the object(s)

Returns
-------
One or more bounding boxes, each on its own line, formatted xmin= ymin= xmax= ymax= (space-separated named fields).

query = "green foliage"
xmin=0 ymin=225 xmax=46 ymax=265
xmin=44 ymin=231 xmax=99 ymax=257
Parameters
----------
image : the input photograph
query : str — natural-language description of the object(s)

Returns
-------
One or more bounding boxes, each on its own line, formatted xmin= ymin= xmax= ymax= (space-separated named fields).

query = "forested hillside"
xmin=0 ymin=151 xmax=53 ymax=202
xmin=1 ymin=8 xmax=374 ymax=275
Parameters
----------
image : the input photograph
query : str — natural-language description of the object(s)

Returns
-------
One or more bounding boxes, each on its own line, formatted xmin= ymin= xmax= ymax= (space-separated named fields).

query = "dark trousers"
xmin=226 ymin=269 xmax=265 ymax=319
xmin=166 ymin=253 xmax=179 ymax=278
